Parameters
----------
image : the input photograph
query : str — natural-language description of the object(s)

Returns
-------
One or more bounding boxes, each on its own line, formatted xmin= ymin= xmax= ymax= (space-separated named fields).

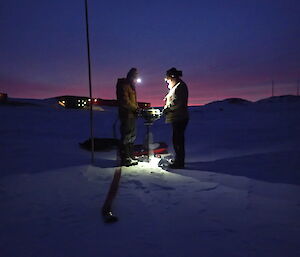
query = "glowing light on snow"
xmin=149 ymin=157 xmax=161 ymax=168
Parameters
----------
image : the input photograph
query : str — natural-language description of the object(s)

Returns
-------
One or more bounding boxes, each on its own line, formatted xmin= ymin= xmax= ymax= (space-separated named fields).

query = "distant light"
xmin=58 ymin=101 xmax=65 ymax=107
xmin=136 ymin=78 xmax=142 ymax=84
xmin=88 ymin=99 xmax=91 ymax=102
xmin=94 ymin=99 xmax=97 ymax=102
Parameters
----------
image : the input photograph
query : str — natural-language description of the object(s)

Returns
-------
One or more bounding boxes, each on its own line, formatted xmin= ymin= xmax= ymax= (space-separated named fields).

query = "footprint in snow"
xmin=126 ymin=179 xmax=147 ymax=190
xmin=150 ymin=183 xmax=175 ymax=191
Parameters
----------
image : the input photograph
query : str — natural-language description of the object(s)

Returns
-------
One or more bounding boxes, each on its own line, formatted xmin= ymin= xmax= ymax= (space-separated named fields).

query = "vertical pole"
xmin=84 ymin=0 xmax=95 ymax=164
xmin=272 ymin=80 xmax=274 ymax=97
xmin=146 ymin=124 xmax=150 ymax=162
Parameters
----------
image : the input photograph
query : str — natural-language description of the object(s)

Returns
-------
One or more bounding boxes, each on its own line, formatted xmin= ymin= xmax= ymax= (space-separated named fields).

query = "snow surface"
xmin=0 ymin=96 xmax=300 ymax=257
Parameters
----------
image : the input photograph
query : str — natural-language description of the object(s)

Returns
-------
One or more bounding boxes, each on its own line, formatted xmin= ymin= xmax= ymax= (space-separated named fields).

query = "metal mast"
xmin=84 ymin=0 xmax=95 ymax=164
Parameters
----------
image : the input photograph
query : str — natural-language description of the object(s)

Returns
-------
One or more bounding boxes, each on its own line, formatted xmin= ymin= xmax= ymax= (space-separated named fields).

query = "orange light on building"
xmin=58 ymin=101 xmax=66 ymax=107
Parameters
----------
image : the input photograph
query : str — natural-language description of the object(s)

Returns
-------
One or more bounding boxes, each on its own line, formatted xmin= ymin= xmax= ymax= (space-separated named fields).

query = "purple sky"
xmin=1 ymin=0 xmax=299 ymax=106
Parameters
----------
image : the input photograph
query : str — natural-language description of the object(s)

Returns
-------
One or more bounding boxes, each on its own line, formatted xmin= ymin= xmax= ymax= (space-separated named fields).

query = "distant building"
xmin=0 ymin=93 xmax=8 ymax=103
xmin=138 ymin=102 xmax=151 ymax=108
xmin=56 ymin=95 xmax=90 ymax=109
xmin=55 ymin=95 xmax=150 ymax=109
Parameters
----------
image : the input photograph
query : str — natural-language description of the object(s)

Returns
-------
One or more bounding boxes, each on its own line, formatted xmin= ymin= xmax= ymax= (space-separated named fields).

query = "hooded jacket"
xmin=116 ymin=78 xmax=138 ymax=119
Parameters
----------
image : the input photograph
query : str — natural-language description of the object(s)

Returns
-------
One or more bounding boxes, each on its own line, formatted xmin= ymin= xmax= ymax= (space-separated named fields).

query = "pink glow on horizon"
xmin=1 ymin=75 xmax=298 ymax=106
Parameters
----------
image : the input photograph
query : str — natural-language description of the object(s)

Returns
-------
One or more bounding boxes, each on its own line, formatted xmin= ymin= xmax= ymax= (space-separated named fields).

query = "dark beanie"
xmin=166 ymin=67 xmax=182 ymax=78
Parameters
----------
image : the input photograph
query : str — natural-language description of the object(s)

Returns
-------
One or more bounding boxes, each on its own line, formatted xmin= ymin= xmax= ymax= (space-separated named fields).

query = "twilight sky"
xmin=1 ymin=0 xmax=299 ymax=106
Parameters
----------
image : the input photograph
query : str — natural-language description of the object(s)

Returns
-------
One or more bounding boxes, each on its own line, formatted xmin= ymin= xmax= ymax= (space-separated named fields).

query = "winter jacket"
xmin=163 ymin=80 xmax=189 ymax=123
xmin=116 ymin=78 xmax=138 ymax=119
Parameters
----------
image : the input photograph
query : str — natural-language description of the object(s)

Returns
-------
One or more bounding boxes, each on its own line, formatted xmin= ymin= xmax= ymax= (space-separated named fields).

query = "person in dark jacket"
xmin=116 ymin=68 xmax=139 ymax=166
xmin=163 ymin=67 xmax=189 ymax=169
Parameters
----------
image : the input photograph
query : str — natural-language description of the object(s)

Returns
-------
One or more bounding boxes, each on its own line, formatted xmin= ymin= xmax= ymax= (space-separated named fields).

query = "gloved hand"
xmin=161 ymin=108 xmax=169 ymax=116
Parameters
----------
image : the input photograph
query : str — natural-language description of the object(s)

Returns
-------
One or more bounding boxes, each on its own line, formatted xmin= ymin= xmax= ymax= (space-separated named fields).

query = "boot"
xmin=129 ymin=143 xmax=139 ymax=161
xmin=121 ymin=157 xmax=138 ymax=167
xmin=168 ymin=159 xmax=184 ymax=169
xmin=120 ymin=144 xmax=138 ymax=166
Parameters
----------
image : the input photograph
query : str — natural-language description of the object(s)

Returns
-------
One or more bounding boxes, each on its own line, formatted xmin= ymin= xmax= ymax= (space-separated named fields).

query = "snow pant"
xmin=172 ymin=119 xmax=189 ymax=165
xmin=119 ymin=117 xmax=136 ymax=160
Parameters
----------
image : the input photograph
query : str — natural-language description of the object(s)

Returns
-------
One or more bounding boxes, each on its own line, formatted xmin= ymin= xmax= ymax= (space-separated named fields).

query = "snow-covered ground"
xmin=0 ymin=96 xmax=300 ymax=257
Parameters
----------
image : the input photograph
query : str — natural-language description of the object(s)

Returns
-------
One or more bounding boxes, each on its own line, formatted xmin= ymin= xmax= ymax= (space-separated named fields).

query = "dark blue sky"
xmin=1 ymin=0 xmax=299 ymax=105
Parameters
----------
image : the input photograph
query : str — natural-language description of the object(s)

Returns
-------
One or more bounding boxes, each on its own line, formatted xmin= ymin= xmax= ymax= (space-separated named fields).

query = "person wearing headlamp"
xmin=116 ymin=68 xmax=141 ymax=166
xmin=163 ymin=67 xmax=189 ymax=169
